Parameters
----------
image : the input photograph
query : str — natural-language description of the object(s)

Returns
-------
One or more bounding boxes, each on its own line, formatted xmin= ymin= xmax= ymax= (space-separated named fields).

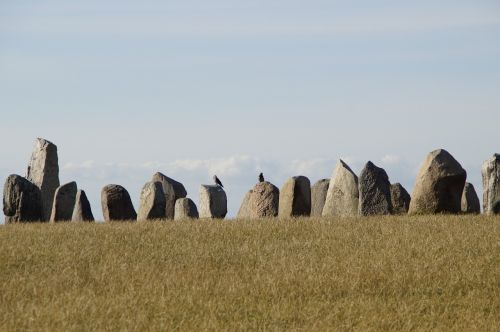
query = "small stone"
xmin=199 ymin=185 xmax=227 ymax=219
xmin=137 ymin=181 xmax=166 ymax=221
xmin=237 ymin=190 xmax=253 ymax=219
xmin=481 ymin=154 xmax=500 ymax=215
xmin=151 ymin=172 xmax=187 ymax=219
xmin=174 ymin=198 xmax=199 ymax=220
xmin=250 ymin=181 xmax=280 ymax=218
xmin=50 ymin=181 xmax=77 ymax=222
xmin=72 ymin=190 xmax=94 ymax=222
xmin=311 ymin=179 xmax=329 ymax=217
xmin=3 ymin=174 xmax=42 ymax=223
xmin=322 ymin=160 xmax=359 ymax=217
xmin=461 ymin=182 xmax=480 ymax=214
xmin=279 ymin=176 xmax=311 ymax=217
xmin=390 ymin=183 xmax=411 ymax=215
xmin=358 ymin=161 xmax=393 ymax=216
xmin=101 ymin=184 xmax=137 ymax=221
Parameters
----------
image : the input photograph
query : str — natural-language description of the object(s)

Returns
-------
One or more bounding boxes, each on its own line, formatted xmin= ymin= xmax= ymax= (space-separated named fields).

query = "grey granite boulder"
xmin=174 ymin=198 xmax=199 ymax=220
xmin=101 ymin=184 xmax=137 ymax=221
xmin=409 ymin=149 xmax=466 ymax=214
xmin=461 ymin=182 xmax=480 ymax=214
xmin=322 ymin=160 xmax=359 ymax=217
xmin=358 ymin=161 xmax=393 ymax=216
xmin=137 ymin=181 xmax=166 ymax=221
xmin=279 ymin=176 xmax=311 ymax=217
xmin=26 ymin=138 xmax=60 ymax=221
xmin=50 ymin=181 xmax=77 ymax=222
xmin=390 ymin=183 xmax=411 ymax=215
xmin=3 ymin=174 xmax=42 ymax=223
xmin=151 ymin=172 xmax=187 ymax=219
xmin=199 ymin=185 xmax=227 ymax=219
xmin=481 ymin=154 xmax=500 ymax=215
xmin=71 ymin=190 xmax=94 ymax=222
xmin=311 ymin=179 xmax=329 ymax=217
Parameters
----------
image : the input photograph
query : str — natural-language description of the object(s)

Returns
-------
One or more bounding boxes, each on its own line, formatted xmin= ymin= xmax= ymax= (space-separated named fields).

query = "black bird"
xmin=259 ymin=173 xmax=264 ymax=183
xmin=213 ymin=175 xmax=223 ymax=187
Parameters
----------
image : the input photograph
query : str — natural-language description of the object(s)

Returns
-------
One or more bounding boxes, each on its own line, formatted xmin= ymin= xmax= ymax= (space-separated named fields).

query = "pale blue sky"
xmin=1 ymin=0 xmax=499 ymax=218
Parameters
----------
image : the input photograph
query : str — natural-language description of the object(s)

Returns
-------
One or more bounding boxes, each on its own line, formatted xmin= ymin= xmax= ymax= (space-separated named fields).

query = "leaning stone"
xmin=311 ymin=179 xmax=329 ymax=217
xmin=71 ymin=190 xmax=94 ymax=222
xmin=279 ymin=176 xmax=311 ymax=217
xmin=409 ymin=149 xmax=466 ymax=214
xmin=358 ymin=161 xmax=393 ymax=216
xmin=101 ymin=184 xmax=137 ymax=221
xmin=199 ymin=185 xmax=227 ymax=219
xmin=323 ymin=160 xmax=359 ymax=217
xmin=237 ymin=190 xmax=253 ymax=219
xmin=50 ymin=181 xmax=77 ymax=222
xmin=3 ymin=174 xmax=42 ymax=223
xmin=26 ymin=138 xmax=60 ymax=221
xmin=249 ymin=181 xmax=280 ymax=218
xmin=151 ymin=172 xmax=187 ymax=219
xmin=137 ymin=181 xmax=166 ymax=221
xmin=461 ymin=182 xmax=480 ymax=214
xmin=390 ymin=183 xmax=411 ymax=215
xmin=174 ymin=198 xmax=199 ymax=220
xmin=481 ymin=154 xmax=500 ymax=215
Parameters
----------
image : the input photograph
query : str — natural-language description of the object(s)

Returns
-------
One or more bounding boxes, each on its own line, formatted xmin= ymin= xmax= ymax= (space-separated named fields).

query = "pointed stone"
xmin=174 ymin=198 xmax=199 ymax=220
xmin=101 ymin=184 xmax=137 ymax=221
xmin=151 ymin=172 xmax=187 ymax=219
xmin=409 ymin=149 xmax=466 ymax=214
xmin=461 ymin=182 xmax=480 ymax=214
xmin=72 ymin=190 xmax=94 ymax=222
xmin=358 ymin=161 xmax=392 ymax=216
xmin=50 ymin=182 xmax=77 ymax=222
xmin=3 ymin=174 xmax=42 ymax=223
xmin=311 ymin=179 xmax=329 ymax=217
xmin=390 ymin=183 xmax=411 ymax=215
xmin=237 ymin=190 xmax=253 ymax=219
xmin=199 ymin=185 xmax=227 ymax=219
xmin=138 ymin=181 xmax=166 ymax=221
xmin=279 ymin=176 xmax=311 ymax=217
xmin=26 ymin=138 xmax=60 ymax=221
xmin=482 ymin=154 xmax=500 ymax=215
xmin=323 ymin=160 xmax=359 ymax=217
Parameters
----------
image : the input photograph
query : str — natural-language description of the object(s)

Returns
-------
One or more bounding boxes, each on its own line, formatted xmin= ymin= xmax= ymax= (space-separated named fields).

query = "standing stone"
xmin=279 ymin=176 xmax=311 ymax=217
xmin=461 ymin=182 xmax=480 ymax=214
xmin=151 ymin=172 xmax=187 ymax=219
xmin=50 ymin=181 xmax=77 ymax=222
xmin=72 ymin=190 xmax=94 ymax=222
xmin=250 ymin=181 xmax=280 ymax=218
xmin=311 ymin=179 xmax=329 ymax=217
xmin=199 ymin=185 xmax=227 ymax=219
xmin=3 ymin=174 xmax=42 ymax=223
xmin=358 ymin=161 xmax=393 ymax=216
xmin=409 ymin=149 xmax=466 ymax=215
xmin=26 ymin=138 xmax=59 ymax=221
xmin=101 ymin=184 xmax=137 ymax=221
xmin=482 ymin=154 xmax=500 ymax=215
xmin=174 ymin=198 xmax=199 ymax=220
xmin=137 ymin=181 xmax=166 ymax=221
xmin=390 ymin=183 xmax=411 ymax=215
xmin=323 ymin=160 xmax=359 ymax=217
xmin=237 ymin=190 xmax=253 ymax=219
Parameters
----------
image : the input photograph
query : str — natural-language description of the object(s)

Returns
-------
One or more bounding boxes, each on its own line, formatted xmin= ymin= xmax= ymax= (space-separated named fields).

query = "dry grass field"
xmin=0 ymin=215 xmax=499 ymax=331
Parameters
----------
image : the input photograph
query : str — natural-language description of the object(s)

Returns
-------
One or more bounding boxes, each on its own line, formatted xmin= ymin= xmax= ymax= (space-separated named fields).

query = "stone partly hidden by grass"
xmin=0 ymin=216 xmax=499 ymax=331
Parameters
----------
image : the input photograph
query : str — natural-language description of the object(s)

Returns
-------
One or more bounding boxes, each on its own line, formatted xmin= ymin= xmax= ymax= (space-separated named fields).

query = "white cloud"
xmin=381 ymin=155 xmax=401 ymax=165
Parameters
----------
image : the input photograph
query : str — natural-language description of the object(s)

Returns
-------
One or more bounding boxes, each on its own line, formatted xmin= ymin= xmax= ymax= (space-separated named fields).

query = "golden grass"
xmin=0 ymin=215 xmax=499 ymax=331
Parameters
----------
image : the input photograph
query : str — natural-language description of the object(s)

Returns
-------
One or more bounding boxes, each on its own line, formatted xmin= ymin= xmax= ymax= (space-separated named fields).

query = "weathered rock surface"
xmin=151 ymin=172 xmax=187 ymax=219
xmin=250 ymin=181 xmax=280 ymax=218
xmin=237 ymin=190 xmax=253 ymax=219
xmin=409 ymin=149 xmax=466 ymax=214
xmin=323 ymin=160 xmax=359 ymax=217
xmin=199 ymin=185 xmax=227 ymax=219
xmin=3 ymin=174 xmax=42 ymax=223
xmin=137 ymin=181 xmax=166 ymax=221
xmin=50 ymin=181 xmax=77 ymax=222
xmin=311 ymin=179 xmax=329 ymax=217
xmin=461 ymin=182 xmax=480 ymax=214
xmin=279 ymin=176 xmax=311 ymax=217
xmin=71 ymin=190 xmax=94 ymax=222
xmin=358 ymin=161 xmax=393 ymax=216
xmin=390 ymin=183 xmax=411 ymax=214
xmin=482 ymin=154 xmax=500 ymax=215
xmin=101 ymin=184 xmax=137 ymax=221
xmin=26 ymin=138 xmax=60 ymax=221
xmin=174 ymin=198 xmax=199 ymax=220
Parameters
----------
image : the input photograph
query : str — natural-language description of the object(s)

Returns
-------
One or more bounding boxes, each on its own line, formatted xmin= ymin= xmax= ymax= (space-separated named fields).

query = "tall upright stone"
xmin=482 ymin=154 xmax=500 ymax=215
xmin=199 ymin=185 xmax=227 ymax=219
xmin=72 ymin=190 xmax=94 ymax=222
xmin=409 ymin=149 xmax=466 ymax=215
xmin=358 ymin=161 xmax=393 ymax=216
xmin=174 ymin=198 xmax=199 ymax=220
xmin=50 ymin=181 xmax=77 ymax=222
xmin=279 ymin=176 xmax=311 ymax=217
xmin=26 ymin=138 xmax=59 ymax=221
xmin=390 ymin=183 xmax=411 ymax=215
xmin=250 ymin=182 xmax=280 ymax=218
xmin=151 ymin=172 xmax=187 ymax=219
xmin=138 ymin=181 xmax=166 ymax=221
xmin=101 ymin=184 xmax=137 ymax=221
xmin=311 ymin=179 xmax=329 ymax=217
xmin=3 ymin=174 xmax=42 ymax=223
xmin=461 ymin=182 xmax=480 ymax=214
xmin=323 ymin=160 xmax=359 ymax=217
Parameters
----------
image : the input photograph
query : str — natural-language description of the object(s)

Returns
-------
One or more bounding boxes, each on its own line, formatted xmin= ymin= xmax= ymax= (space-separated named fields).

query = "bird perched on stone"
xmin=259 ymin=173 xmax=264 ymax=183
xmin=213 ymin=175 xmax=224 ymax=187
